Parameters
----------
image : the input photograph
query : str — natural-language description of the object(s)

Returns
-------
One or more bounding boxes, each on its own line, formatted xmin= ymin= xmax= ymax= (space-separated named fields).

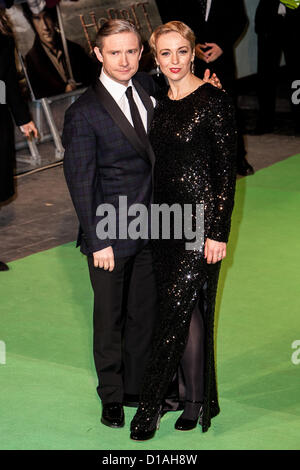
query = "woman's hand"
xmin=202 ymin=69 xmax=222 ymax=89
xmin=204 ymin=238 xmax=226 ymax=264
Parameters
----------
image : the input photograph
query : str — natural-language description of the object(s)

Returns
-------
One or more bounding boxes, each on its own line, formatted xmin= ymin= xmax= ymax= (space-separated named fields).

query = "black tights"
xmin=179 ymin=301 xmax=205 ymax=419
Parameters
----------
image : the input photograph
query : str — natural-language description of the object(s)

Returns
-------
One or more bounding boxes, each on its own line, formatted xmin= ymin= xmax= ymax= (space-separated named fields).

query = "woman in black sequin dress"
xmin=130 ymin=21 xmax=237 ymax=440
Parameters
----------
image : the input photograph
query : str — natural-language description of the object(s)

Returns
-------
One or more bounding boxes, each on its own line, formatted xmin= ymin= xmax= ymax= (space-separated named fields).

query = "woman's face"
xmin=155 ymin=31 xmax=194 ymax=82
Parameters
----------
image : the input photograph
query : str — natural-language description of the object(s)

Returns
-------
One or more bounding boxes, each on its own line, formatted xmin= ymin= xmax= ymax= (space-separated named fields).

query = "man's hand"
xmin=20 ymin=121 xmax=38 ymax=139
xmin=93 ymin=246 xmax=115 ymax=271
xmin=196 ymin=42 xmax=223 ymax=63
xmin=65 ymin=82 xmax=77 ymax=93
xmin=202 ymin=69 xmax=222 ymax=89
xmin=195 ymin=43 xmax=209 ymax=61
xmin=204 ymin=238 xmax=226 ymax=264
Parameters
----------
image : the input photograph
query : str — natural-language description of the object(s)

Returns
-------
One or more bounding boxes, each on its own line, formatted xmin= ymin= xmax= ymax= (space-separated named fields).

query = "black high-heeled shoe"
xmin=130 ymin=406 xmax=162 ymax=441
xmin=174 ymin=400 xmax=203 ymax=431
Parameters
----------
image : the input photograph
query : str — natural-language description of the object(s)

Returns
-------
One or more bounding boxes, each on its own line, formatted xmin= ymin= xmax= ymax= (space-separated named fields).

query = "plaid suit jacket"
xmin=62 ymin=72 xmax=158 ymax=258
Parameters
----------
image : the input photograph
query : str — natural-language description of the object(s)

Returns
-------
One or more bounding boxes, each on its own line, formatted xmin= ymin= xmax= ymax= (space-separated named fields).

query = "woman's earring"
xmin=191 ymin=61 xmax=195 ymax=74
xmin=156 ymin=64 xmax=160 ymax=77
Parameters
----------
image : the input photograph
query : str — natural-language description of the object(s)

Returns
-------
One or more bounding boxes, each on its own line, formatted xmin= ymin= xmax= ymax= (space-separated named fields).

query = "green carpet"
xmin=1 ymin=155 xmax=300 ymax=450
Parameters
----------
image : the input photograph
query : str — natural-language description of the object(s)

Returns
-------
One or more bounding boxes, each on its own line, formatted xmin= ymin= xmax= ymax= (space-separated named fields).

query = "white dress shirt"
xmin=205 ymin=0 xmax=213 ymax=21
xmin=278 ymin=3 xmax=286 ymax=15
xmin=100 ymin=68 xmax=155 ymax=132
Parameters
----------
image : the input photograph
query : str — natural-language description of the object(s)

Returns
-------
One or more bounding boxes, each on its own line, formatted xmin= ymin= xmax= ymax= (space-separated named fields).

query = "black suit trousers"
xmin=88 ymin=244 xmax=158 ymax=404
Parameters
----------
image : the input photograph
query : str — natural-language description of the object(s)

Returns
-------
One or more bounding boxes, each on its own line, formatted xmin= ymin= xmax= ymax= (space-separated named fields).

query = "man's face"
xmin=94 ymin=32 xmax=143 ymax=86
xmin=32 ymin=11 xmax=56 ymax=47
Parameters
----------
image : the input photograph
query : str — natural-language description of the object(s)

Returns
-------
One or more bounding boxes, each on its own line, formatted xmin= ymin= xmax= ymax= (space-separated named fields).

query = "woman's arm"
xmin=204 ymin=90 xmax=237 ymax=263
xmin=207 ymin=90 xmax=238 ymax=244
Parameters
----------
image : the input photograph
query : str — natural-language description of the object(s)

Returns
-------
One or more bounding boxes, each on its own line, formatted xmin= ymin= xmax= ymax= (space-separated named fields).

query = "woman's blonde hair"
xmin=149 ymin=21 xmax=195 ymax=57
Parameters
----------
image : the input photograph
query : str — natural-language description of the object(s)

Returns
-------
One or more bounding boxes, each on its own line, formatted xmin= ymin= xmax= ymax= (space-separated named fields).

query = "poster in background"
xmin=59 ymin=0 xmax=162 ymax=54
xmin=7 ymin=0 xmax=162 ymax=100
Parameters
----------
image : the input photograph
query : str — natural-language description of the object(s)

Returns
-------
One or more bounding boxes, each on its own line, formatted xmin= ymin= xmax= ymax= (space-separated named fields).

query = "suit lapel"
xmin=92 ymin=80 xmax=151 ymax=165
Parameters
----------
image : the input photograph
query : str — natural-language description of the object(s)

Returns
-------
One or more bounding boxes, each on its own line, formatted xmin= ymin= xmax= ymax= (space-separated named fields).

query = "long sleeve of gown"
xmin=207 ymin=91 xmax=237 ymax=243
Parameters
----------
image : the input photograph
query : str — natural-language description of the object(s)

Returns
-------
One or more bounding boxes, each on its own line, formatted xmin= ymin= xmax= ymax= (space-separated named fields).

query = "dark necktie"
xmin=197 ymin=0 xmax=207 ymax=19
xmin=125 ymin=86 xmax=148 ymax=145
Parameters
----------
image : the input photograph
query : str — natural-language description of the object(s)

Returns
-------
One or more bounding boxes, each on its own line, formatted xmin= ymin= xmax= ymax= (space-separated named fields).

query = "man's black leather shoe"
xmin=101 ymin=403 xmax=124 ymax=428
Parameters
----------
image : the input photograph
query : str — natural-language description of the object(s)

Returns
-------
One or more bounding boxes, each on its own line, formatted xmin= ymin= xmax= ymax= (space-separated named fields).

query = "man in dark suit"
xmin=255 ymin=0 xmax=300 ymax=134
xmin=156 ymin=0 xmax=247 ymax=91
xmin=62 ymin=19 xmax=159 ymax=429
xmin=156 ymin=0 xmax=254 ymax=176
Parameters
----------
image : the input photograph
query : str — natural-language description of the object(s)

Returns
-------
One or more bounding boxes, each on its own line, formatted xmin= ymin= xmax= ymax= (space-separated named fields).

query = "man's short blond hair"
xmin=149 ymin=21 xmax=195 ymax=57
xmin=95 ymin=19 xmax=142 ymax=50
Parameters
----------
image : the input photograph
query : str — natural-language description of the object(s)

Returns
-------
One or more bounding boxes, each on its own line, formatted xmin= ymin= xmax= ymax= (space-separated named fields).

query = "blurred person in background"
xmin=155 ymin=0 xmax=254 ymax=176
xmin=255 ymin=0 xmax=300 ymax=134
xmin=0 ymin=7 xmax=38 ymax=272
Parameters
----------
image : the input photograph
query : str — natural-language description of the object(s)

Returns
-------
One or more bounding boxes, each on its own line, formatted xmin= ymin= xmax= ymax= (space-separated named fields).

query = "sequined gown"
xmin=131 ymin=83 xmax=237 ymax=433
